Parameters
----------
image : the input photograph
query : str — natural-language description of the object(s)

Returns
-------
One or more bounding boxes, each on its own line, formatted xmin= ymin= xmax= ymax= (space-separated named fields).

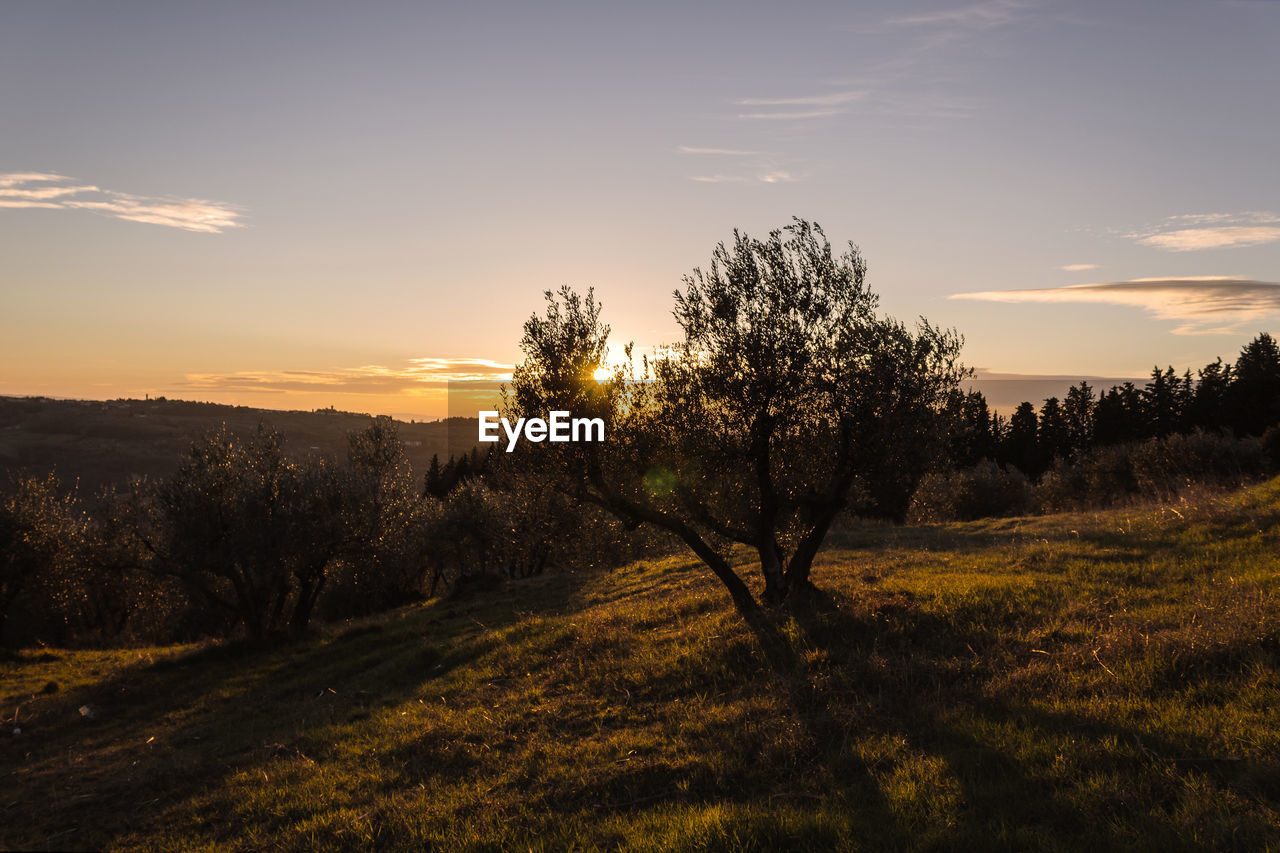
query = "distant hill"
xmin=0 ymin=396 xmax=476 ymax=497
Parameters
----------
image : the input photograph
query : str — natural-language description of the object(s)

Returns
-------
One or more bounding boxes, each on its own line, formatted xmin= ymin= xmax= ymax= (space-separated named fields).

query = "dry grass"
xmin=3 ymin=481 xmax=1280 ymax=850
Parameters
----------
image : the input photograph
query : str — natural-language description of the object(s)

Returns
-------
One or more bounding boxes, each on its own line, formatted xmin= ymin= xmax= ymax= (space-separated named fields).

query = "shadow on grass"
xmin=0 ymin=572 xmax=582 ymax=851
xmin=764 ymin=584 xmax=1280 ymax=850
xmin=5 ymin=556 xmax=1279 ymax=850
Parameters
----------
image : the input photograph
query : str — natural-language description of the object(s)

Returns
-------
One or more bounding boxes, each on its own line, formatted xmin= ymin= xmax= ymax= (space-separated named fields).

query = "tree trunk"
xmin=759 ymin=544 xmax=786 ymax=604
xmin=783 ymin=505 xmax=842 ymax=592
xmin=702 ymin=549 xmax=757 ymax=612
xmin=754 ymin=414 xmax=785 ymax=604
xmin=585 ymin=475 xmax=759 ymax=612
xmin=230 ymin=568 xmax=267 ymax=640
xmin=267 ymin=579 xmax=290 ymax=636
xmin=291 ymin=573 xmax=324 ymax=634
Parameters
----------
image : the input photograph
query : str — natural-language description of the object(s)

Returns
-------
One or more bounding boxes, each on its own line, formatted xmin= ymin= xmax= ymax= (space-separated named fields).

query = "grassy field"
xmin=3 ymin=482 xmax=1280 ymax=850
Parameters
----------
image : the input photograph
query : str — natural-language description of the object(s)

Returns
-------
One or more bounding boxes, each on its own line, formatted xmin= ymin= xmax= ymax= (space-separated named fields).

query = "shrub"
xmin=908 ymin=460 xmax=1033 ymax=523
xmin=1037 ymin=430 xmax=1263 ymax=512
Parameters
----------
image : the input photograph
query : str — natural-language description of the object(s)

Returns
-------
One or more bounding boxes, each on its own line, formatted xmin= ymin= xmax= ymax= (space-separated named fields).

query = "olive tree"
xmin=0 ymin=473 xmax=82 ymax=645
xmin=140 ymin=425 xmax=348 ymax=638
xmin=509 ymin=219 xmax=966 ymax=609
xmin=342 ymin=417 xmax=435 ymax=608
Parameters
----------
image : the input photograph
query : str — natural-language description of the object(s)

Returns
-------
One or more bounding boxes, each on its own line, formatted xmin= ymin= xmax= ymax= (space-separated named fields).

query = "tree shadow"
xmin=0 ymin=572 xmax=582 ymax=851
xmin=730 ymin=595 xmax=904 ymax=833
xmin=767 ymin=584 xmax=1280 ymax=850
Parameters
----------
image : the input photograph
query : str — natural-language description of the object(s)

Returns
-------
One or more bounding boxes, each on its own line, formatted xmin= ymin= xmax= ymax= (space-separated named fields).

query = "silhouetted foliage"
xmin=424 ymin=453 xmax=447 ymax=498
xmin=77 ymin=490 xmax=186 ymax=643
xmin=1189 ymin=358 xmax=1232 ymax=430
xmin=1037 ymin=431 xmax=1265 ymax=511
xmin=1062 ymin=381 xmax=1095 ymax=459
xmin=1037 ymin=397 xmax=1068 ymax=473
xmin=941 ymin=390 xmax=998 ymax=468
xmin=916 ymin=333 xmax=1280 ymax=518
xmin=340 ymin=418 xmax=434 ymax=612
xmin=509 ymin=219 xmax=967 ymax=607
xmin=13 ymin=258 xmax=1280 ymax=644
xmin=1002 ymin=402 xmax=1039 ymax=476
xmin=907 ymin=460 xmax=1033 ymax=522
xmin=138 ymin=425 xmax=349 ymax=639
xmin=0 ymin=473 xmax=81 ymax=645
xmin=1143 ymin=366 xmax=1189 ymax=437
xmin=1226 ymin=333 xmax=1280 ymax=436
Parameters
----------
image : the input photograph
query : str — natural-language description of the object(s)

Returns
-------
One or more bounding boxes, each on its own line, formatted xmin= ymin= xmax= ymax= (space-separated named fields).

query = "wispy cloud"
xmin=682 ymin=142 xmax=804 ymax=184
xmin=886 ymin=0 xmax=1031 ymax=29
xmin=724 ymin=2 xmax=1030 ymax=131
xmin=734 ymin=90 xmax=867 ymax=108
xmin=1127 ymin=212 xmax=1280 ymax=251
xmin=0 ymin=172 xmax=72 ymax=188
xmin=677 ymin=146 xmax=762 ymax=156
xmin=736 ymin=108 xmax=845 ymax=121
xmin=1060 ymin=263 xmax=1098 ymax=271
xmin=690 ymin=170 xmax=800 ymax=184
xmin=179 ymin=358 xmax=514 ymax=396
xmin=0 ymin=172 xmax=243 ymax=233
xmin=950 ymin=277 xmax=1280 ymax=334
xmin=727 ymin=89 xmax=866 ymax=122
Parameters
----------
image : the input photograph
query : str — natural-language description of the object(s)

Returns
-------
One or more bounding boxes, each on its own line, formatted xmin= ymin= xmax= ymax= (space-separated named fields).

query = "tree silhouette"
xmin=1063 ymin=381 xmax=1095 ymax=459
xmin=1002 ymin=401 xmax=1038 ymax=475
xmin=424 ymin=453 xmax=447 ymax=498
xmin=1037 ymin=397 xmax=1068 ymax=472
xmin=942 ymin=390 xmax=997 ymax=467
xmin=1189 ymin=358 xmax=1232 ymax=431
xmin=1227 ymin=333 xmax=1280 ymax=435
xmin=1143 ymin=366 xmax=1184 ymax=437
xmin=1093 ymin=382 xmax=1144 ymax=446
xmin=143 ymin=426 xmax=348 ymax=638
xmin=509 ymin=219 xmax=966 ymax=608
xmin=0 ymin=474 xmax=81 ymax=645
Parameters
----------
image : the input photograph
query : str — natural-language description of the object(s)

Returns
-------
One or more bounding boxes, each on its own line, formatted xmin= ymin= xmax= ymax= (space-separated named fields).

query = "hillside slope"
xmin=0 ymin=396 xmax=468 ymax=495
xmin=3 ymin=484 xmax=1280 ymax=850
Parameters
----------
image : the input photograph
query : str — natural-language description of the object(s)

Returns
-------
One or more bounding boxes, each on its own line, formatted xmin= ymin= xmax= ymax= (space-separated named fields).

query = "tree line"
xmin=0 ymin=419 xmax=648 ymax=647
xmin=941 ymin=333 xmax=1280 ymax=479
xmin=6 ymin=218 xmax=1280 ymax=643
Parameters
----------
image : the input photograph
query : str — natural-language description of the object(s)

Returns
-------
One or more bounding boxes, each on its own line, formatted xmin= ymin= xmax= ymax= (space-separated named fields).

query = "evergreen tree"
xmin=1063 ymin=381 xmax=1095 ymax=458
xmin=967 ymin=391 xmax=997 ymax=462
xmin=990 ymin=411 xmax=1008 ymax=453
xmin=449 ymin=454 xmax=468 ymax=487
xmin=1002 ymin=401 xmax=1039 ymax=476
xmin=1226 ymin=333 xmax=1280 ymax=435
xmin=1143 ymin=366 xmax=1181 ymax=437
xmin=1037 ymin=397 xmax=1069 ymax=471
xmin=424 ymin=454 xmax=447 ymax=498
xmin=1094 ymin=383 xmax=1146 ymax=445
xmin=941 ymin=389 xmax=996 ymax=466
xmin=1189 ymin=358 xmax=1231 ymax=431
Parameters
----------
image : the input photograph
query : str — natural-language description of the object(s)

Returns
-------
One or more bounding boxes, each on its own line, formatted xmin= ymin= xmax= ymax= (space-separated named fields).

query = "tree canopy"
xmin=508 ymin=218 xmax=967 ymax=608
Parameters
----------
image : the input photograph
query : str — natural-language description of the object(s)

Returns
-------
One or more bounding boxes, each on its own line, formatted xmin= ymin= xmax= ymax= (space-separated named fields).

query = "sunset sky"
xmin=3 ymin=0 xmax=1280 ymax=418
